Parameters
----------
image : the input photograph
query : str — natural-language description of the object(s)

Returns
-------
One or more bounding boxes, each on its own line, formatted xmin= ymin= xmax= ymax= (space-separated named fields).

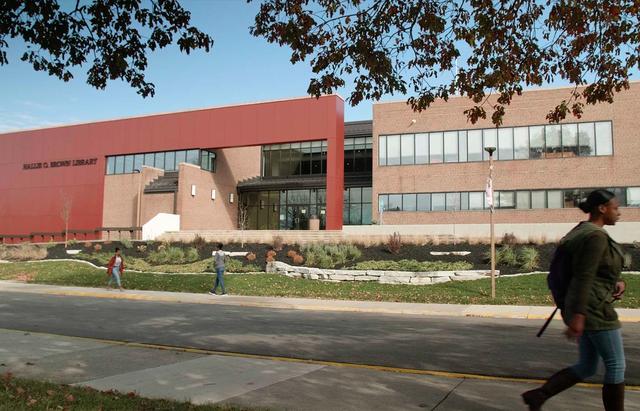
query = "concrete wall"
xmin=102 ymin=166 xmax=164 ymax=228
xmin=372 ymin=83 xmax=640 ymax=224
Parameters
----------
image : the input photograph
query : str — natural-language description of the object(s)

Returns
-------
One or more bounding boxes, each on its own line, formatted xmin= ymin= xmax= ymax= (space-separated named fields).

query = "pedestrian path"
xmin=2 ymin=280 xmax=640 ymax=322
xmin=2 ymin=328 xmax=639 ymax=411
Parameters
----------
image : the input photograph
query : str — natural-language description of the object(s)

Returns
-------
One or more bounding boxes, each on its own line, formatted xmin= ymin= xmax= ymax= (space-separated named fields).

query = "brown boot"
xmin=602 ymin=383 xmax=624 ymax=411
xmin=521 ymin=368 xmax=581 ymax=410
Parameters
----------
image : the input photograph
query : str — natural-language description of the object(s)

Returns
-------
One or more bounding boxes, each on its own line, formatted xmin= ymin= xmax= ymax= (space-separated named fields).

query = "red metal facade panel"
xmin=0 ymin=96 xmax=344 ymax=240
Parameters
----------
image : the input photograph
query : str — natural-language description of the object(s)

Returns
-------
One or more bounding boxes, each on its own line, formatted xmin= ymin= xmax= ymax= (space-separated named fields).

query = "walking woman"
xmin=522 ymin=189 xmax=627 ymax=410
xmin=107 ymin=247 xmax=125 ymax=291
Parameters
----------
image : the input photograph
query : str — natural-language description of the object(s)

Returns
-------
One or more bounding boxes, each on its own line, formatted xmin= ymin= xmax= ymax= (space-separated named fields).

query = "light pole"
xmin=484 ymin=146 xmax=496 ymax=299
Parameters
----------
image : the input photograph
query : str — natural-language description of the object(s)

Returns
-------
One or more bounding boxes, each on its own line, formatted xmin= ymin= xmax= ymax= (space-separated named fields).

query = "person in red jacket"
xmin=107 ymin=247 xmax=125 ymax=291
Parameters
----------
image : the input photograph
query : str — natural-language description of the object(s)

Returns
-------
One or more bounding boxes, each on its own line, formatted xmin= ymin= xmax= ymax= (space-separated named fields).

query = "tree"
xmin=1 ymin=0 xmax=213 ymax=97
xmin=60 ymin=192 xmax=72 ymax=248
xmin=237 ymin=202 xmax=249 ymax=248
xmin=251 ymin=0 xmax=639 ymax=125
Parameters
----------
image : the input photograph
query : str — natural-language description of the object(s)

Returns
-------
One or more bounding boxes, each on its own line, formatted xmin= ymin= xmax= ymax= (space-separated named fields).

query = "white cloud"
xmin=0 ymin=110 xmax=62 ymax=133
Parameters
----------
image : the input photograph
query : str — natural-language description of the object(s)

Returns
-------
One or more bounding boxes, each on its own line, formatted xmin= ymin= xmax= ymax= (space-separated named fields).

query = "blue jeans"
xmin=108 ymin=266 xmax=122 ymax=287
xmin=211 ymin=268 xmax=226 ymax=294
xmin=571 ymin=328 xmax=625 ymax=384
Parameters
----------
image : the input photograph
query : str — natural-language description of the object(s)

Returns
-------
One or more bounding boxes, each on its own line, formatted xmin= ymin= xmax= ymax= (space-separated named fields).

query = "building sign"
xmin=23 ymin=158 xmax=98 ymax=170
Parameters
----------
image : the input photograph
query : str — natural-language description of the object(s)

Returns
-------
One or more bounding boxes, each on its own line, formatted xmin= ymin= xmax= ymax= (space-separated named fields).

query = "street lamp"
xmin=484 ymin=147 xmax=496 ymax=299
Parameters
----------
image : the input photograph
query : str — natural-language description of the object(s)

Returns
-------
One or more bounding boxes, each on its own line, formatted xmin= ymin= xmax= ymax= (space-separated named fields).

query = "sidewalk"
xmin=2 ymin=280 xmax=640 ymax=322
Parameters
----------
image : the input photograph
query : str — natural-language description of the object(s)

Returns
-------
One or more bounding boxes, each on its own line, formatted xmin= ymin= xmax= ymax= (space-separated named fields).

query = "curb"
xmin=2 ymin=281 xmax=640 ymax=322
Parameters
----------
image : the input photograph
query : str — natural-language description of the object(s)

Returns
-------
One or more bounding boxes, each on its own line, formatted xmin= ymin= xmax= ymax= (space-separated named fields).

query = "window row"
xmin=106 ymin=149 xmax=216 ymax=175
xmin=379 ymin=121 xmax=613 ymax=166
xmin=379 ymin=187 xmax=640 ymax=212
xmin=343 ymin=187 xmax=372 ymax=225
xmin=262 ymin=141 xmax=327 ymax=177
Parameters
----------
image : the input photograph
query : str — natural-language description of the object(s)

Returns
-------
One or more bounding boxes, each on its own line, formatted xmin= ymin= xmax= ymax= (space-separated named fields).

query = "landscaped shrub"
xmin=225 ymin=258 xmax=261 ymax=273
xmin=148 ymin=246 xmax=199 ymax=265
xmin=67 ymin=239 xmax=78 ymax=247
xmin=93 ymin=244 xmax=102 ymax=252
xmin=83 ymin=242 xmax=92 ymax=248
xmin=301 ymin=244 xmax=361 ymax=269
xmin=501 ymin=232 xmax=518 ymax=245
xmin=273 ymin=235 xmax=284 ymax=251
xmin=518 ymin=246 xmax=540 ymax=271
xmin=191 ymin=235 xmax=207 ymax=250
xmin=266 ymin=250 xmax=277 ymax=259
xmin=496 ymin=245 xmax=518 ymax=266
xmin=246 ymin=252 xmax=256 ymax=261
xmin=266 ymin=255 xmax=275 ymax=263
xmin=120 ymin=238 xmax=133 ymax=249
xmin=292 ymin=254 xmax=304 ymax=265
xmin=353 ymin=259 xmax=473 ymax=272
xmin=137 ymin=244 xmax=147 ymax=253
xmin=287 ymin=250 xmax=298 ymax=259
xmin=386 ymin=232 xmax=402 ymax=254
xmin=0 ymin=244 xmax=47 ymax=261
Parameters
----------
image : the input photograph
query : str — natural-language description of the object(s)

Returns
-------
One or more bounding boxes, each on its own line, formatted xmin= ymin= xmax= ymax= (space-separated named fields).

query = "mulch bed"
xmin=42 ymin=240 xmax=640 ymax=275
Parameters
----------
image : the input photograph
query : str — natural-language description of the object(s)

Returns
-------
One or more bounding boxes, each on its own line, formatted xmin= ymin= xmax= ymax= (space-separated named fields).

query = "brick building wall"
xmin=372 ymin=83 xmax=640 ymax=224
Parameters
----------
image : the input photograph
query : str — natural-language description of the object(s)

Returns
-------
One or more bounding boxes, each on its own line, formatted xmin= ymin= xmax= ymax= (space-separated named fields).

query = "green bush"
xmin=67 ymin=239 xmax=78 ymax=247
xmin=120 ymin=238 xmax=133 ymax=249
xmin=184 ymin=247 xmax=199 ymax=263
xmin=0 ymin=244 xmax=48 ymax=261
xmin=301 ymin=243 xmax=361 ymax=269
xmin=148 ymin=247 xmax=184 ymax=265
xmin=497 ymin=245 xmax=518 ymax=266
xmin=353 ymin=259 xmax=473 ymax=271
xmin=518 ymin=246 xmax=540 ymax=271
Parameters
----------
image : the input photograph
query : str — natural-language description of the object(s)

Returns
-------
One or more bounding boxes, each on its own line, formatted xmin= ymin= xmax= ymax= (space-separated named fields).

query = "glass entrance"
xmin=284 ymin=206 xmax=309 ymax=230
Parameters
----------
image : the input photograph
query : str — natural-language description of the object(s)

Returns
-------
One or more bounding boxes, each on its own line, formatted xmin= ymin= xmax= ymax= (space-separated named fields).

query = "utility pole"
xmin=484 ymin=146 xmax=496 ymax=299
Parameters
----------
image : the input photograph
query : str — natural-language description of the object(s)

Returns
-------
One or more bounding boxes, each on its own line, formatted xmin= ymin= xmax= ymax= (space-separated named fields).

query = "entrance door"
xmin=285 ymin=206 xmax=309 ymax=230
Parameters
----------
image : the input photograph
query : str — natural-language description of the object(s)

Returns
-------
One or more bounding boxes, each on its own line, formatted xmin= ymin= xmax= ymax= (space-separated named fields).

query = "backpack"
xmin=547 ymin=243 xmax=572 ymax=310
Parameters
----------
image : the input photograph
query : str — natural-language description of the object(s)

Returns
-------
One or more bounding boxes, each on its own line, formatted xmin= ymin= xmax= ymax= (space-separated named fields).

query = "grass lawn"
xmin=1 ymin=260 xmax=639 ymax=307
xmin=0 ymin=373 xmax=259 ymax=411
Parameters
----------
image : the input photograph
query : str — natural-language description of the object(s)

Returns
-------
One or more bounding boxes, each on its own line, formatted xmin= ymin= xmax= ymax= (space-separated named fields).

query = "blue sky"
xmin=1 ymin=1 xmax=638 ymax=133
xmin=0 ymin=0 xmax=377 ymax=133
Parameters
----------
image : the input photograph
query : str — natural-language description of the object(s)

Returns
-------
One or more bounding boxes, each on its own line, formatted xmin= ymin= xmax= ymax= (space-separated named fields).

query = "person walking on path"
xmin=522 ymin=189 xmax=628 ymax=411
xmin=107 ymin=247 xmax=125 ymax=292
xmin=209 ymin=243 xmax=227 ymax=295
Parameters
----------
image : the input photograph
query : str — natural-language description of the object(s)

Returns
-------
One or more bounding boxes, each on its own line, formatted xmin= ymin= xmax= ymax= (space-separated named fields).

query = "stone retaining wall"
xmin=267 ymin=261 xmax=498 ymax=285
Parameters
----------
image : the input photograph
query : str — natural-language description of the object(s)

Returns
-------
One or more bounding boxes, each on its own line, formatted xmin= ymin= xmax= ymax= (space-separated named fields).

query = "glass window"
xmin=431 ymin=193 xmax=445 ymax=211
xmin=483 ymin=129 xmax=497 ymax=160
xmin=378 ymin=194 xmax=388 ymax=212
xmin=343 ymin=188 xmax=349 ymax=204
xmin=186 ymin=149 xmax=199 ymax=165
xmin=627 ymin=187 xmax=640 ymax=207
xmin=498 ymin=128 xmax=514 ymax=160
xmin=403 ymin=194 xmax=417 ymax=211
xmin=547 ymin=190 xmax=563 ymax=208
xmin=115 ymin=156 xmax=125 ymax=174
xmin=343 ymin=144 xmax=354 ymax=173
xmin=578 ymin=122 xmax=596 ymax=156
xmin=124 ymin=155 xmax=134 ymax=173
xmin=516 ymin=191 xmax=530 ymax=209
xmin=349 ymin=204 xmax=362 ymax=225
xmin=460 ymin=192 xmax=469 ymax=210
xmin=469 ymin=192 xmax=484 ymax=210
xmin=530 ymin=126 xmax=544 ymax=159
xmin=531 ymin=191 xmax=546 ymax=209
xmin=562 ymin=124 xmax=578 ymax=157
xmin=545 ymin=125 xmax=561 ymax=158
xmin=362 ymin=203 xmax=372 ymax=224
xmin=429 ymin=132 xmax=443 ymax=163
xmin=467 ymin=130 xmax=483 ymax=161
xmin=444 ymin=131 xmax=458 ymax=162
xmin=175 ymin=150 xmax=187 ymax=167
xmin=349 ymin=187 xmax=362 ymax=203
xmin=415 ymin=133 xmax=429 ymax=164
xmin=154 ymin=152 xmax=165 ymax=170
xmin=446 ymin=192 xmax=461 ymax=211
xmin=362 ymin=187 xmax=372 ymax=203
xmin=388 ymin=194 xmax=402 ymax=211
xmin=288 ymin=189 xmax=310 ymax=204
xmin=401 ymin=134 xmax=414 ymax=164
xmin=134 ymin=154 xmax=144 ymax=172
xmin=595 ymin=121 xmax=613 ymax=155
xmin=316 ymin=188 xmax=326 ymax=205
xmin=387 ymin=135 xmax=400 ymax=165
xmin=458 ymin=131 xmax=468 ymax=162
xmin=513 ymin=127 xmax=529 ymax=160
xmin=498 ymin=191 xmax=515 ymax=209
xmin=165 ymin=151 xmax=176 ymax=171
xmin=106 ymin=156 xmax=115 ymax=175
xmin=608 ymin=187 xmax=626 ymax=206
xmin=417 ymin=193 xmax=431 ymax=211
xmin=563 ymin=189 xmax=582 ymax=208
xmin=378 ymin=136 xmax=387 ymax=166
xmin=144 ymin=153 xmax=155 ymax=167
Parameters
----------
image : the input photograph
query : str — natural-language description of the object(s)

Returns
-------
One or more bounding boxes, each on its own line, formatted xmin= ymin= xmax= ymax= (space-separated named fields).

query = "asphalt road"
xmin=1 ymin=291 xmax=639 ymax=385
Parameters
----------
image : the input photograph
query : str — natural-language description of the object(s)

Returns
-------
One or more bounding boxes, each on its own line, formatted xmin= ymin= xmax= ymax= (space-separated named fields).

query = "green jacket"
xmin=561 ymin=222 xmax=625 ymax=331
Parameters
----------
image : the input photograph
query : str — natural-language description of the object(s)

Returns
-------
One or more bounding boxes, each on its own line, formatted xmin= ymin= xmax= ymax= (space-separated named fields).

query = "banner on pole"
xmin=485 ymin=177 xmax=493 ymax=208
